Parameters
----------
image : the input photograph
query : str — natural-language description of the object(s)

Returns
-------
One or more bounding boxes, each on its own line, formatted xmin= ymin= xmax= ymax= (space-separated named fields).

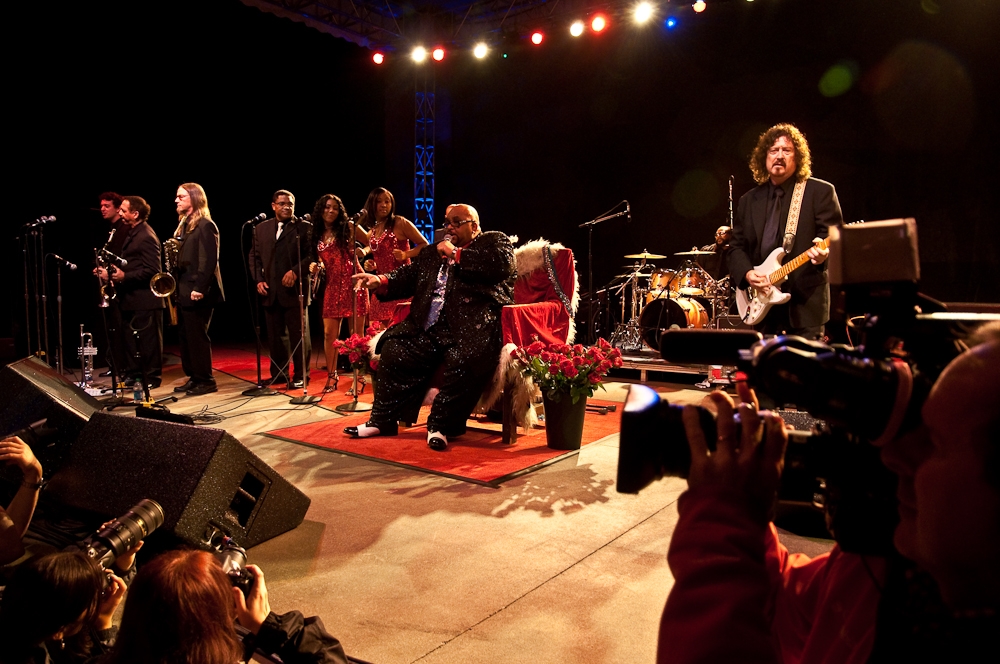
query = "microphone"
xmin=300 ymin=213 xmax=312 ymax=223
xmin=49 ymin=253 xmax=78 ymax=270
xmin=245 ymin=213 xmax=267 ymax=226
xmin=625 ymin=201 xmax=631 ymax=223
xmin=441 ymin=233 xmax=456 ymax=263
xmin=25 ymin=215 xmax=56 ymax=228
xmin=100 ymin=249 xmax=128 ymax=267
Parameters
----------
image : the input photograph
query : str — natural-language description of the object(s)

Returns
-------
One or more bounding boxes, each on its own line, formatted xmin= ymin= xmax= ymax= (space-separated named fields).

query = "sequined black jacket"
xmin=381 ymin=230 xmax=516 ymax=339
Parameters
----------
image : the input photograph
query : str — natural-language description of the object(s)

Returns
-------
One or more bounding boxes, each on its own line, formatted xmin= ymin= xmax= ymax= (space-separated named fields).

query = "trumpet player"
xmin=94 ymin=195 xmax=164 ymax=387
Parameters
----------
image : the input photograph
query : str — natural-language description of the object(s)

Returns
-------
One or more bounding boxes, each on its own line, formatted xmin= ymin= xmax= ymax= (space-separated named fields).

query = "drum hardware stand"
xmin=609 ymin=265 xmax=645 ymax=351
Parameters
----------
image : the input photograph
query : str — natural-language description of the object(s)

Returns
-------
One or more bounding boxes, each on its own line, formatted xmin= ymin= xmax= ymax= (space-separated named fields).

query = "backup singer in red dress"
xmin=311 ymin=194 xmax=369 ymax=393
xmin=359 ymin=187 xmax=427 ymax=328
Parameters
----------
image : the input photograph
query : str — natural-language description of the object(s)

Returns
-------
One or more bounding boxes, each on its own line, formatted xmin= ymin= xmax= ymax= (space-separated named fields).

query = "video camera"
xmin=618 ymin=219 xmax=992 ymax=553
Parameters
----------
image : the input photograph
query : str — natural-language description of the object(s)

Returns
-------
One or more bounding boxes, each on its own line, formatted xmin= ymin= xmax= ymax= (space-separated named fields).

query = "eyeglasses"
xmin=444 ymin=218 xmax=473 ymax=229
xmin=274 ymin=202 xmax=294 ymax=209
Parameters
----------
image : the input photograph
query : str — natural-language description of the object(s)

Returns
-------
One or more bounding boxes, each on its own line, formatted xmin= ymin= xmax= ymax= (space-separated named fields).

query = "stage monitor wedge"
xmin=0 ymin=356 xmax=100 ymax=474
xmin=45 ymin=411 xmax=311 ymax=550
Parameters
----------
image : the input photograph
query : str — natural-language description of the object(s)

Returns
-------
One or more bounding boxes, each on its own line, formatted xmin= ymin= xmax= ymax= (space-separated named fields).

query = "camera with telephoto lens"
xmin=214 ymin=537 xmax=254 ymax=597
xmin=618 ymin=219 xmax=993 ymax=554
xmin=77 ymin=498 xmax=165 ymax=571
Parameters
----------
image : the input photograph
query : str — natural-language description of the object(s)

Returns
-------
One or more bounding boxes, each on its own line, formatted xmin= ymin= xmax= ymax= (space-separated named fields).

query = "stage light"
xmin=693 ymin=0 xmax=706 ymax=12
xmin=411 ymin=46 xmax=427 ymax=63
xmin=473 ymin=43 xmax=488 ymax=58
xmin=372 ymin=52 xmax=384 ymax=65
xmin=432 ymin=47 xmax=445 ymax=61
xmin=530 ymin=31 xmax=544 ymax=45
xmin=570 ymin=21 xmax=585 ymax=37
xmin=635 ymin=2 xmax=654 ymax=23
xmin=665 ymin=17 xmax=678 ymax=29
xmin=591 ymin=15 xmax=608 ymax=32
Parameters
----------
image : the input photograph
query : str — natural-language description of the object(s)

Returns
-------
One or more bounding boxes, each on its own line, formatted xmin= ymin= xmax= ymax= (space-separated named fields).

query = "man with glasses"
xmin=728 ymin=123 xmax=843 ymax=338
xmin=250 ymin=190 xmax=315 ymax=388
xmin=347 ymin=203 xmax=516 ymax=451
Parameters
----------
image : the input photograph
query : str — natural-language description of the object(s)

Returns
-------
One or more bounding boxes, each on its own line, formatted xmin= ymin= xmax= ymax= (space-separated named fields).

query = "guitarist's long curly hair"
xmin=749 ymin=123 xmax=812 ymax=184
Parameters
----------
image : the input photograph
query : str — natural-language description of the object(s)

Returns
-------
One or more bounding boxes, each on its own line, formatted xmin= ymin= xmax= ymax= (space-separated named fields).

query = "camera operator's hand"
xmin=0 ymin=436 xmax=43 ymax=484
xmin=682 ymin=387 xmax=788 ymax=522
xmin=96 ymin=572 xmax=128 ymax=630
xmin=233 ymin=564 xmax=271 ymax=634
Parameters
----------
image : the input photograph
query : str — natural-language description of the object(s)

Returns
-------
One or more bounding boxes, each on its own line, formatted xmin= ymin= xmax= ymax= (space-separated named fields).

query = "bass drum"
xmin=639 ymin=296 xmax=709 ymax=350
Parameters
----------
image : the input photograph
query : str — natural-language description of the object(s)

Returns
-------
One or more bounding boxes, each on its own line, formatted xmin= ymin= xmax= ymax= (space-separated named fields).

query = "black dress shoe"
xmin=290 ymin=378 xmax=305 ymax=389
xmin=186 ymin=382 xmax=218 ymax=396
xmin=146 ymin=377 xmax=162 ymax=389
xmin=174 ymin=380 xmax=195 ymax=393
xmin=99 ymin=370 xmax=112 ymax=377
xmin=344 ymin=421 xmax=397 ymax=438
xmin=269 ymin=376 xmax=288 ymax=386
xmin=427 ymin=434 xmax=448 ymax=451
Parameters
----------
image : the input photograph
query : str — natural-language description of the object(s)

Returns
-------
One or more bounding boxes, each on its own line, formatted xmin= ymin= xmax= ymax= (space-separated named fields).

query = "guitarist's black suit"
xmin=729 ymin=176 xmax=843 ymax=334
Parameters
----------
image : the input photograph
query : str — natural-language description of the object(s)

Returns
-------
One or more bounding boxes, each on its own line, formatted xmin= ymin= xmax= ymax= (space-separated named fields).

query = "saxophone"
xmin=150 ymin=237 xmax=181 ymax=325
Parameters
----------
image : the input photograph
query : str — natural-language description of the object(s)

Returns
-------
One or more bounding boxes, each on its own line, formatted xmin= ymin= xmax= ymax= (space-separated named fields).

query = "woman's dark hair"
xmin=362 ymin=187 xmax=397 ymax=232
xmin=312 ymin=194 xmax=351 ymax=248
xmin=105 ymin=549 xmax=241 ymax=664
xmin=0 ymin=552 xmax=104 ymax=658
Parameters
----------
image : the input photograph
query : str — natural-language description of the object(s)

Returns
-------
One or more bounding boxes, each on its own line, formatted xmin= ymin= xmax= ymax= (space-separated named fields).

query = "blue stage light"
xmin=665 ymin=17 xmax=678 ymax=29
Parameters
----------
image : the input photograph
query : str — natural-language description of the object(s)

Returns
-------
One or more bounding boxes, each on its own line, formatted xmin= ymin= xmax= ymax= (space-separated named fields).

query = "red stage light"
xmin=591 ymin=14 xmax=608 ymax=32
xmin=372 ymin=52 xmax=384 ymax=65
xmin=530 ymin=31 xmax=544 ymax=45
xmin=432 ymin=47 xmax=445 ymax=61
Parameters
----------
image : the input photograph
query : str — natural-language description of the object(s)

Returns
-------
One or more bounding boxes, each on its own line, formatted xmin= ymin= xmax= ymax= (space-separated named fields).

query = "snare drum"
xmin=667 ymin=267 xmax=706 ymax=296
xmin=638 ymin=296 xmax=709 ymax=350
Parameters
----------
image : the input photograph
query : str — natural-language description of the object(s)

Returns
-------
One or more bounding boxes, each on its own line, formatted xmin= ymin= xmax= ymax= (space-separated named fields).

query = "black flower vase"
xmin=542 ymin=392 xmax=587 ymax=450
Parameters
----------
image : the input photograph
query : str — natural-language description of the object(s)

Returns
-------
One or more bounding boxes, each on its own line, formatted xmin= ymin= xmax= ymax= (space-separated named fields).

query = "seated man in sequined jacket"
xmin=348 ymin=204 xmax=516 ymax=451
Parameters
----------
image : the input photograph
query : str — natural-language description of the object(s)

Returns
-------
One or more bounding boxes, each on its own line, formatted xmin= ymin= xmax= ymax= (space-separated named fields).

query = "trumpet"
xmin=151 ymin=237 xmax=181 ymax=325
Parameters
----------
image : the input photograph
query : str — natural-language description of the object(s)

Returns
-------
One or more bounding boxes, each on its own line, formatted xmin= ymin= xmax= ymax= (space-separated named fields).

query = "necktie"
xmin=275 ymin=221 xmax=284 ymax=240
xmin=425 ymin=263 xmax=450 ymax=330
xmin=761 ymin=185 xmax=784 ymax=256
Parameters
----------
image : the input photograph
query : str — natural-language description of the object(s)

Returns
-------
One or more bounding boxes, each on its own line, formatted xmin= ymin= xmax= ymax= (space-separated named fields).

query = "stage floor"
xmin=95 ymin=349 xmax=831 ymax=664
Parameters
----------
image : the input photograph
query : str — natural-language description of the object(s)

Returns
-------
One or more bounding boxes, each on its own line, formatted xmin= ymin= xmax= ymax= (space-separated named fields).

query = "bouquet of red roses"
xmin=513 ymin=336 xmax=623 ymax=404
xmin=333 ymin=323 xmax=382 ymax=374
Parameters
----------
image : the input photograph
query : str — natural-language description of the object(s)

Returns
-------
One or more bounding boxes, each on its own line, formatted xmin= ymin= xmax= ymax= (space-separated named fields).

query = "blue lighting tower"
xmin=414 ymin=86 xmax=435 ymax=241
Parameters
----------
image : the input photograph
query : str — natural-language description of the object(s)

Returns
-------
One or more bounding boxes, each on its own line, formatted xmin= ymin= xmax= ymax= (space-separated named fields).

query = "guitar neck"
xmin=769 ymin=237 xmax=831 ymax=284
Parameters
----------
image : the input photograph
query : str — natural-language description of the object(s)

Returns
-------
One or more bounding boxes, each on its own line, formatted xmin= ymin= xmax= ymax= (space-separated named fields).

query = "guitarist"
xmin=729 ymin=123 xmax=843 ymax=339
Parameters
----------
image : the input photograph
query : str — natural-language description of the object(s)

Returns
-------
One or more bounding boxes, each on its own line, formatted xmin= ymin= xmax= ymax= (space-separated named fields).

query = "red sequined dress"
xmin=318 ymin=237 xmax=369 ymax=319
xmin=368 ymin=226 xmax=411 ymax=321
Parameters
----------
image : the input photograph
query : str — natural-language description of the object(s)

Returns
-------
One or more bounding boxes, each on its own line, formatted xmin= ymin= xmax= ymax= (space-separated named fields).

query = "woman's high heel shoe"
xmin=323 ymin=372 xmax=339 ymax=394
xmin=345 ymin=375 xmax=368 ymax=397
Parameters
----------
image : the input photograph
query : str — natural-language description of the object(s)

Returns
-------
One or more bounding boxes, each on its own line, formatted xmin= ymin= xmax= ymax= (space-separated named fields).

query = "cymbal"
xmin=674 ymin=249 xmax=714 ymax=256
xmin=624 ymin=251 xmax=666 ymax=259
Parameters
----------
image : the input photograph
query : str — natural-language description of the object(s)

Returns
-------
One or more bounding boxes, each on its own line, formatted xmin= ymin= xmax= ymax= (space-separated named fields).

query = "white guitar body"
xmin=735 ymin=247 xmax=792 ymax=325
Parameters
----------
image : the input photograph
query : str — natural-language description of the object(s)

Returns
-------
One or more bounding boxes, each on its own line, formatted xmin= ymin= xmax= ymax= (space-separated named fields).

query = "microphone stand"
xmin=22 ymin=237 xmax=32 ymax=356
xmin=242 ymin=217 xmax=277 ymax=397
xmin=578 ymin=204 xmax=629 ymax=345
xmin=40 ymin=227 xmax=51 ymax=365
xmin=290 ymin=217 xmax=319 ymax=405
xmin=336 ymin=212 xmax=372 ymax=414
xmin=55 ymin=260 xmax=65 ymax=376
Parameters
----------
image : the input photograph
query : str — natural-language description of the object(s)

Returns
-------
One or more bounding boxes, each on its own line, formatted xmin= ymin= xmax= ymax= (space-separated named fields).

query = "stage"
xmin=65 ymin=348 xmax=830 ymax=664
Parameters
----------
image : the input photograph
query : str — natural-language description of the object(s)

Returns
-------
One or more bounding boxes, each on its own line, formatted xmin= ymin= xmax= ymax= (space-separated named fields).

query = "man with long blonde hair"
xmin=172 ymin=183 xmax=224 ymax=395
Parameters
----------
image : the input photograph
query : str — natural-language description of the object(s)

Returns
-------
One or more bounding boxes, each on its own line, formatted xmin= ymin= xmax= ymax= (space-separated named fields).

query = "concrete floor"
xmin=142 ymin=357 xmax=829 ymax=664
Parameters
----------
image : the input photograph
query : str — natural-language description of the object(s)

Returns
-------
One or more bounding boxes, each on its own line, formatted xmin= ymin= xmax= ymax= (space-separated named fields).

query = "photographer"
xmin=101 ymin=549 xmax=348 ymax=664
xmin=0 ymin=551 xmax=129 ymax=664
xmin=658 ymin=333 xmax=1000 ymax=663
xmin=0 ymin=435 xmax=44 ymax=565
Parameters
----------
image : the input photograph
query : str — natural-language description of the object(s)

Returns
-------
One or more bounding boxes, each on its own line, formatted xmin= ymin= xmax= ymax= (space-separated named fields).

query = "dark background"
xmin=6 ymin=0 xmax=998 ymax=364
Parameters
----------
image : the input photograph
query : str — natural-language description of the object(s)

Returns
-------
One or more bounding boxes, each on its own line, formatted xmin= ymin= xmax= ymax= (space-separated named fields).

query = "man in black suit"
xmin=250 ymin=190 xmax=315 ymax=388
xmin=728 ymin=123 xmax=843 ymax=339
xmin=348 ymin=204 xmax=516 ymax=451
xmin=96 ymin=195 xmax=164 ymax=387
xmin=173 ymin=183 xmax=225 ymax=395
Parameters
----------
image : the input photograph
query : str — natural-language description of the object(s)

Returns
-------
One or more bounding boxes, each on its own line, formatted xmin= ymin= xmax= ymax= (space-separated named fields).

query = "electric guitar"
xmin=736 ymin=222 xmax=861 ymax=325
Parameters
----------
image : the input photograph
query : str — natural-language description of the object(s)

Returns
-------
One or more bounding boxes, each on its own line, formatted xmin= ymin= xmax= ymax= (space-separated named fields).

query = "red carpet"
xmin=209 ymin=347 xmax=375 ymax=407
xmin=263 ymin=400 xmax=622 ymax=486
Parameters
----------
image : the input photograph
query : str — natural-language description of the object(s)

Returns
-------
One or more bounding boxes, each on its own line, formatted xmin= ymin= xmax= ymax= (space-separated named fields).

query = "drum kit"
xmin=609 ymin=248 xmax=733 ymax=352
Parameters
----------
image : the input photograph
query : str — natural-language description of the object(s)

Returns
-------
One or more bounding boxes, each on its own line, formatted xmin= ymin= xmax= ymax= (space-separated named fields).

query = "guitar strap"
xmin=782 ymin=180 xmax=807 ymax=254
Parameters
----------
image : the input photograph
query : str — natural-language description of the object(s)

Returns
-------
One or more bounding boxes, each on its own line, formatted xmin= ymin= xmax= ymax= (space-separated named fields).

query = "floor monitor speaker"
xmin=45 ymin=411 xmax=311 ymax=549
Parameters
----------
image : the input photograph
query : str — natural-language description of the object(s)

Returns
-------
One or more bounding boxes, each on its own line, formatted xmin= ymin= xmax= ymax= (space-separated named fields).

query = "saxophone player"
xmin=173 ymin=183 xmax=224 ymax=395
xmin=94 ymin=196 xmax=164 ymax=387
